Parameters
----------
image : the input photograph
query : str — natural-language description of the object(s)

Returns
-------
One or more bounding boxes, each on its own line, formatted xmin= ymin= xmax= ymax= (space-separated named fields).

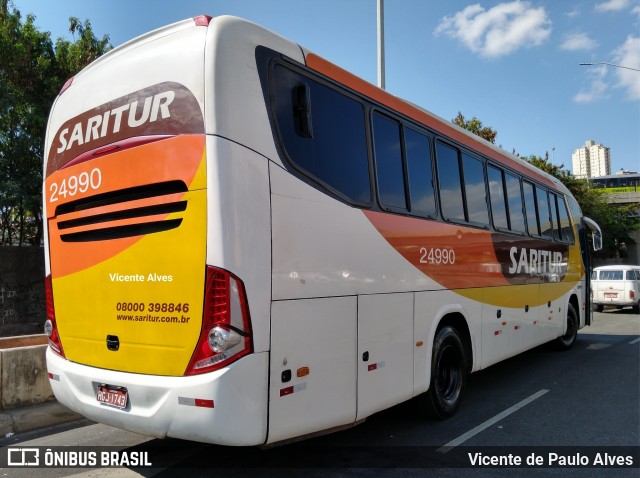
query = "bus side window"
xmin=536 ymin=186 xmax=553 ymax=239
xmin=372 ymin=113 xmax=407 ymax=211
xmin=558 ymin=196 xmax=575 ymax=243
xmin=505 ymin=172 xmax=526 ymax=234
xmin=436 ymin=142 xmax=465 ymax=222
xmin=549 ymin=193 xmax=561 ymax=241
xmin=487 ymin=165 xmax=509 ymax=230
xmin=461 ymin=153 xmax=489 ymax=226
xmin=523 ymin=181 xmax=540 ymax=236
xmin=404 ymin=127 xmax=436 ymax=217
xmin=272 ymin=65 xmax=371 ymax=205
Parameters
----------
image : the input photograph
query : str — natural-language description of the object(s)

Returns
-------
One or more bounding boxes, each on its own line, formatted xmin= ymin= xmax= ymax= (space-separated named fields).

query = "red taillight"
xmin=631 ymin=290 xmax=635 ymax=299
xmin=44 ymin=275 xmax=65 ymax=358
xmin=193 ymin=15 xmax=212 ymax=26
xmin=59 ymin=76 xmax=74 ymax=95
xmin=61 ymin=135 xmax=173 ymax=170
xmin=185 ymin=267 xmax=253 ymax=375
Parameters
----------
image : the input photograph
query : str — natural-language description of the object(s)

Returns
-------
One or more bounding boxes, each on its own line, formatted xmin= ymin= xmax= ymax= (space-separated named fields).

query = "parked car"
xmin=592 ymin=265 xmax=640 ymax=313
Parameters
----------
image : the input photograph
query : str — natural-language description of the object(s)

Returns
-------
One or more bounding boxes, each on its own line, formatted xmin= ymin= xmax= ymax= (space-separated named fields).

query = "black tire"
xmin=555 ymin=303 xmax=578 ymax=350
xmin=633 ymin=303 xmax=640 ymax=314
xmin=595 ymin=304 xmax=604 ymax=313
xmin=426 ymin=325 xmax=467 ymax=419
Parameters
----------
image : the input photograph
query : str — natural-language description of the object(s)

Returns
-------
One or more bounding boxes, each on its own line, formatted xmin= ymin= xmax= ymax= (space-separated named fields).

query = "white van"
xmin=592 ymin=265 xmax=640 ymax=313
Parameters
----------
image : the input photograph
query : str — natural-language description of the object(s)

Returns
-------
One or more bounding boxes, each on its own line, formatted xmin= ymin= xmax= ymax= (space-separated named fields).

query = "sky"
xmin=11 ymin=0 xmax=640 ymax=174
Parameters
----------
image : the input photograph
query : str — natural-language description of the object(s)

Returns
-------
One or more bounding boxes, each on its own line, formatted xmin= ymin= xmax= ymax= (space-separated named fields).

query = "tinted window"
xmin=557 ymin=196 xmax=574 ymax=242
xmin=488 ymin=165 xmax=508 ymax=229
xmin=373 ymin=113 xmax=406 ymax=210
xmin=523 ymin=181 xmax=540 ymax=236
xmin=550 ymin=193 xmax=561 ymax=241
xmin=272 ymin=65 xmax=370 ymax=203
xmin=505 ymin=173 xmax=526 ymax=233
xmin=462 ymin=154 xmax=489 ymax=225
xmin=405 ymin=127 xmax=436 ymax=216
xmin=536 ymin=186 xmax=552 ymax=238
xmin=436 ymin=142 xmax=465 ymax=221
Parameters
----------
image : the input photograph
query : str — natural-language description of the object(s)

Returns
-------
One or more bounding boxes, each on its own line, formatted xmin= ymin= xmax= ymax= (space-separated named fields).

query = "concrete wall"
xmin=0 ymin=246 xmax=45 ymax=337
xmin=0 ymin=335 xmax=53 ymax=409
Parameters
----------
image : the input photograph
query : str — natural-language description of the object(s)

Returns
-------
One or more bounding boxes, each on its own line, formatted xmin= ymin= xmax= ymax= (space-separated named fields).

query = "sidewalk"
xmin=0 ymin=399 xmax=83 ymax=437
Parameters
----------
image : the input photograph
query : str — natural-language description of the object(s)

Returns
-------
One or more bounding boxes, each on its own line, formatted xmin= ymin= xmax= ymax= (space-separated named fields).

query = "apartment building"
xmin=572 ymin=140 xmax=611 ymax=179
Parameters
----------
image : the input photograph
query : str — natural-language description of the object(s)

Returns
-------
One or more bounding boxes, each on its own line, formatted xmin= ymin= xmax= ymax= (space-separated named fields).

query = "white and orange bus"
xmin=43 ymin=15 xmax=602 ymax=446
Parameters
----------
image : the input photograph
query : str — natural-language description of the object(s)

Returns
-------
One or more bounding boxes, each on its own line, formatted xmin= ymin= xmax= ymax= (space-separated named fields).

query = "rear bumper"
xmin=47 ymin=348 xmax=268 ymax=446
xmin=593 ymin=298 xmax=637 ymax=307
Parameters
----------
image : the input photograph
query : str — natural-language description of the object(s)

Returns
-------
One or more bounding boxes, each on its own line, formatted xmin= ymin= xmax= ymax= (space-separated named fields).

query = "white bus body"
xmin=43 ymin=15 xmax=601 ymax=446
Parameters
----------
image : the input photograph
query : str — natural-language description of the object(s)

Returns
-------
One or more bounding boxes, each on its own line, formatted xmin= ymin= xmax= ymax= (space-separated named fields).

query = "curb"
xmin=0 ymin=400 xmax=83 ymax=437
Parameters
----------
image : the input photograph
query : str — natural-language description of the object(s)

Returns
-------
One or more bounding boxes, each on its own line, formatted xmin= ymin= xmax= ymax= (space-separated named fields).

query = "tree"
xmin=0 ymin=0 xmax=110 ymax=245
xmin=55 ymin=17 xmax=111 ymax=82
xmin=452 ymin=111 xmax=498 ymax=144
xmin=0 ymin=0 xmax=55 ymax=245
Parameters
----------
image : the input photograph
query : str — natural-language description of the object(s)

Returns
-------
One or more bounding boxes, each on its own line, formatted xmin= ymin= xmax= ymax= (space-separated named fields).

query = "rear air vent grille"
xmin=60 ymin=219 xmax=182 ymax=242
xmin=54 ymin=181 xmax=188 ymax=216
xmin=57 ymin=201 xmax=187 ymax=230
xmin=54 ymin=180 xmax=189 ymax=242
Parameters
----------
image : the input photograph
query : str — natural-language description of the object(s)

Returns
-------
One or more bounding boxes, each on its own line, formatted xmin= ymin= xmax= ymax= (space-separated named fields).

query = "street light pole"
xmin=377 ymin=0 xmax=385 ymax=89
xmin=579 ymin=62 xmax=640 ymax=72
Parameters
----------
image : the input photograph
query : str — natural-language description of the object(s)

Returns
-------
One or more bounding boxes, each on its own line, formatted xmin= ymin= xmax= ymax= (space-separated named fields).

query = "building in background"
xmin=590 ymin=172 xmax=640 ymax=265
xmin=572 ymin=140 xmax=611 ymax=179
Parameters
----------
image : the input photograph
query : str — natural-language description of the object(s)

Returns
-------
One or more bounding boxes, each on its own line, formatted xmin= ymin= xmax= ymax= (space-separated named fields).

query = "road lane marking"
xmin=630 ymin=337 xmax=640 ymax=345
xmin=587 ymin=343 xmax=612 ymax=350
xmin=437 ymin=389 xmax=549 ymax=454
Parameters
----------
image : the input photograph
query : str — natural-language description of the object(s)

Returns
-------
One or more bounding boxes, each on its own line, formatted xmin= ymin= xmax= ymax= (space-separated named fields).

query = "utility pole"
xmin=377 ymin=0 xmax=385 ymax=89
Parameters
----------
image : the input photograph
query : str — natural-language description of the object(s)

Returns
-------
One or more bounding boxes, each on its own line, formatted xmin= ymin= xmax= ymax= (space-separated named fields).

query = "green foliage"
xmin=55 ymin=17 xmax=111 ymax=81
xmin=0 ymin=0 xmax=110 ymax=245
xmin=452 ymin=111 xmax=498 ymax=144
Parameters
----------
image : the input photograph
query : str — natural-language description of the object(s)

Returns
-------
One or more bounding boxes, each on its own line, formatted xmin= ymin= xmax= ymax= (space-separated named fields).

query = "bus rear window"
xmin=271 ymin=65 xmax=370 ymax=205
xmin=600 ymin=270 xmax=623 ymax=280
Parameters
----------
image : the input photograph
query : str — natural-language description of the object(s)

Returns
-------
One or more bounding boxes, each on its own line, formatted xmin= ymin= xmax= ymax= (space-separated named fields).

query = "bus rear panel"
xmin=44 ymin=16 xmax=272 ymax=445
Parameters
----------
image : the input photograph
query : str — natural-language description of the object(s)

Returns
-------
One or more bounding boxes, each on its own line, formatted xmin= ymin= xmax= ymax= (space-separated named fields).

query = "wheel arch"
xmin=568 ymin=293 xmax=581 ymax=329
xmin=425 ymin=305 xmax=475 ymax=386
xmin=436 ymin=313 xmax=473 ymax=374
xmin=423 ymin=310 xmax=473 ymax=419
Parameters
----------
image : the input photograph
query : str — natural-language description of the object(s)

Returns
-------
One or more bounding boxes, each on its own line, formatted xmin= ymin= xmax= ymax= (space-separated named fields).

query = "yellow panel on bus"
xmin=46 ymin=135 xmax=207 ymax=376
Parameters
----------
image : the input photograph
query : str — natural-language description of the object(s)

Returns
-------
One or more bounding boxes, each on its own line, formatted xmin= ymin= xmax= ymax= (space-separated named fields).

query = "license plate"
xmin=97 ymin=385 xmax=128 ymax=409
xmin=604 ymin=293 xmax=618 ymax=299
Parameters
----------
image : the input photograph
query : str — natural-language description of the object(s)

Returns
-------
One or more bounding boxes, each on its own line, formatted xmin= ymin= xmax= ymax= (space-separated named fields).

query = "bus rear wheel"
xmin=426 ymin=325 xmax=467 ymax=419
xmin=555 ymin=303 xmax=578 ymax=350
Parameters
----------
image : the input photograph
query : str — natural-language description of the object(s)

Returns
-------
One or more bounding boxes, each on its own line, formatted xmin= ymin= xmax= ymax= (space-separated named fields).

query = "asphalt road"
xmin=2 ymin=309 xmax=638 ymax=478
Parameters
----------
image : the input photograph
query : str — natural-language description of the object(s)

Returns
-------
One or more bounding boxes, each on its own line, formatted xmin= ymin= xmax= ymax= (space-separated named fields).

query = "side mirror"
xmin=583 ymin=217 xmax=603 ymax=252
xmin=592 ymin=230 xmax=603 ymax=252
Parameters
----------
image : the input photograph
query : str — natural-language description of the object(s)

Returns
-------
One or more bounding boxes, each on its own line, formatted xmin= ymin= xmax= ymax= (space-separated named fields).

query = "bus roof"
xmin=50 ymin=14 xmax=571 ymax=198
